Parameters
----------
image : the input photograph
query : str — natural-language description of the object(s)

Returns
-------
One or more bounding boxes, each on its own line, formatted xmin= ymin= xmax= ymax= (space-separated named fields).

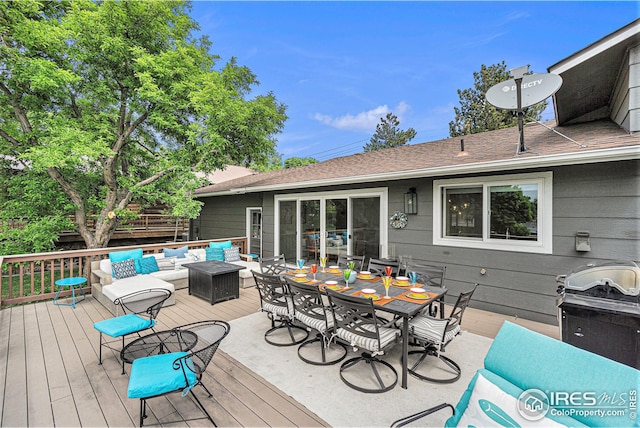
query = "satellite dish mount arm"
xmin=515 ymin=76 xmax=526 ymax=153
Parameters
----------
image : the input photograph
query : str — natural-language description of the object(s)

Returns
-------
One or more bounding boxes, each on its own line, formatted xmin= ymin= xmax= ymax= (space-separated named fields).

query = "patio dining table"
xmin=284 ymin=268 xmax=447 ymax=389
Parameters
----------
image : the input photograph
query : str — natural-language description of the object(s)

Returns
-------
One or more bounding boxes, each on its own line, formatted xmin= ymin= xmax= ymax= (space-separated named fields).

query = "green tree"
xmin=284 ymin=157 xmax=317 ymax=169
xmin=449 ymin=61 xmax=547 ymax=137
xmin=0 ymin=0 xmax=287 ymax=253
xmin=363 ymin=112 xmax=416 ymax=152
xmin=490 ymin=186 xmax=536 ymax=238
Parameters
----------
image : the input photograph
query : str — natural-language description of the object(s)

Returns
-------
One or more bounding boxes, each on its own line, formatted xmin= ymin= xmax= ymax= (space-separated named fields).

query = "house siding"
xmin=628 ymin=45 xmax=640 ymax=132
xmin=195 ymin=159 xmax=638 ymax=325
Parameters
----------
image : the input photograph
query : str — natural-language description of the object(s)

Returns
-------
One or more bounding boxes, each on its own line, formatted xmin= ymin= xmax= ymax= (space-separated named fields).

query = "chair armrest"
xmin=391 ymin=403 xmax=454 ymax=427
xmin=92 ymin=268 xmax=113 ymax=285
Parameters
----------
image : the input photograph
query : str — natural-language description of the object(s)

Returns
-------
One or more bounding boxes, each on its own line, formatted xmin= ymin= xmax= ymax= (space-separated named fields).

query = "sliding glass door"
xmin=275 ymin=189 xmax=387 ymax=263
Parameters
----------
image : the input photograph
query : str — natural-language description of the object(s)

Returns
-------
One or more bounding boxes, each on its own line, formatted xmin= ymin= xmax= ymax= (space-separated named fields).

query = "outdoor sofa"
xmin=90 ymin=243 xmax=260 ymax=315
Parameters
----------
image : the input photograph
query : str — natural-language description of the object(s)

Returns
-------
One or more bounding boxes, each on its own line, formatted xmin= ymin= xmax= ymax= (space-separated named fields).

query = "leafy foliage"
xmin=449 ymin=61 xmax=547 ymax=137
xmin=363 ymin=112 xmax=416 ymax=152
xmin=0 ymin=0 xmax=287 ymax=252
xmin=490 ymin=186 xmax=536 ymax=238
xmin=284 ymin=157 xmax=318 ymax=168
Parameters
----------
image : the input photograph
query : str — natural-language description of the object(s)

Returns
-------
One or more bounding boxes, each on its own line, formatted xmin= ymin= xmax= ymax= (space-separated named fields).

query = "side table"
xmin=53 ymin=277 xmax=87 ymax=308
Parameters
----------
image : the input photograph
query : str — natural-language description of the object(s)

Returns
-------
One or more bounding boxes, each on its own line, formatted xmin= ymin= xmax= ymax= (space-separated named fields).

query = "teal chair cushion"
xmin=127 ymin=352 xmax=197 ymax=399
xmin=93 ymin=314 xmax=155 ymax=338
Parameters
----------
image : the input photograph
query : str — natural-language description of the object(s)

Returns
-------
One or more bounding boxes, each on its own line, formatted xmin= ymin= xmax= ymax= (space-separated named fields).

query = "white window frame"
xmin=274 ymin=188 xmax=389 ymax=259
xmin=433 ymin=172 xmax=553 ymax=254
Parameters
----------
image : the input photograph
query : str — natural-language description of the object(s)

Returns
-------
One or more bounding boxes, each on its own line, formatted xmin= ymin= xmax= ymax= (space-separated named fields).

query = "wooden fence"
xmin=0 ymin=237 xmax=248 ymax=307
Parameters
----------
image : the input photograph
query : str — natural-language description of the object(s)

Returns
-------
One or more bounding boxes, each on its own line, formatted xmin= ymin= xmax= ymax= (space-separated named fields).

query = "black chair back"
xmin=259 ymin=254 xmax=287 ymax=275
xmin=337 ymin=254 xmax=365 ymax=272
xmin=448 ymin=284 xmax=477 ymax=327
xmin=173 ymin=320 xmax=230 ymax=378
xmin=367 ymin=258 xmax=400 ymax=277
xmin=287 ymin=279 xmax=330 ymax=327
xmin=253 ymin=271 xmax=292 ymax=313
xmin=325 ymin=289 xmax=383 ymax=349
xmin=404 ymin=263 xmax=446 ymax=288
xmin=115 ymin=288 xmax=172 ymax=320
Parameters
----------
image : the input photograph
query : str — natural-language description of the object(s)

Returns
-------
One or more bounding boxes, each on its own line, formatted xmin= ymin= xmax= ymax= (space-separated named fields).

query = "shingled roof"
xmin=195 ymin=119 xmax=639 ymax=197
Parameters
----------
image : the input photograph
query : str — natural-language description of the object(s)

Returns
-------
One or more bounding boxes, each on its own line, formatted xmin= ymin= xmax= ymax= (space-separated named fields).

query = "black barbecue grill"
xmin=556 ymin=260 xmax=640 ymax=369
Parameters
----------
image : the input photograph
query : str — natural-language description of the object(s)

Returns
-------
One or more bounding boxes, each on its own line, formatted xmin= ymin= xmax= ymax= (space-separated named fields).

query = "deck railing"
xmin=0 ymin=237 xmax=248 ymax=308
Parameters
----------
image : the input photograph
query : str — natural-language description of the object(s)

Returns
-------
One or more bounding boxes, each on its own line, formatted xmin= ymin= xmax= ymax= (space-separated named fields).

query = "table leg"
xmin=402 ymin=316 xmax=408 ymax=389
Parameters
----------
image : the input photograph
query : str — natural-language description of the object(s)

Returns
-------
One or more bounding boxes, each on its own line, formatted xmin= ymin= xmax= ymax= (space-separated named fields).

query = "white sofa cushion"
xmin=102 ymin=275 xmax=175 ymax=303
xmin=230 ymin=260 xmax=261 ymax=278
xmin=150 ymin=268 xmax=189 ymax=282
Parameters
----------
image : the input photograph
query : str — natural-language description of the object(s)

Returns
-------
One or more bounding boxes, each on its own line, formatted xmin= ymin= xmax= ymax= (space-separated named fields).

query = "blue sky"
xmin=189 ymin=2 xmax=637 ymax=162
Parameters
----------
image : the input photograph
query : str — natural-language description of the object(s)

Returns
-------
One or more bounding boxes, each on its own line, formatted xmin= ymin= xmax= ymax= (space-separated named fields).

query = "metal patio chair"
xmin=286 ymin=278 xmax=348 ymax=365
xmin=326 ymin=288 xmax=401 ymax=393
xmin=259 ymin=253 xmax=288 ymax=275
xmin=127 ymin=320 xmax=230 ymax=427
xmin=253 ymin=271 xmax=308 ymax=346
xmin=337 ymin=254 xmax=366 ymax=272
xmin=406 ymin=284 xmax=477 ymax=383
xmin=93 ymin=288 xmax=172 ymax=374
xmin=367 ymin=258 xmax=400 ymax=277
xmin=404 ymin=262 xmax=447 ymax=316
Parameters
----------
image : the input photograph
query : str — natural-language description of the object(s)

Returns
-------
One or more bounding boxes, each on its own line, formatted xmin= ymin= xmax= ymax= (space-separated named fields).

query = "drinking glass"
xmin=343 ymin=269 xmax=352 ymax=288
xmin=382 ymin=276 xmax=392 ymax=299
xmin=297 ymin=259 xmax=305 ymax=272
xmin=384 ymin=266 xmax=393 ymax=277
xmin=311 ymin=264 xmax=318 ymax=281
xmin=409 ymin=271 xmax=419 ymax=286
xmin=320 ymin=257 xmax=328 ymax=272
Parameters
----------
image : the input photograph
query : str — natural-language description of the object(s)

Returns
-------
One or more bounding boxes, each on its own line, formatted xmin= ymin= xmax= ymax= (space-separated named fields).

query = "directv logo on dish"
xmin=502 ymin=79 xmax=544 ymax=92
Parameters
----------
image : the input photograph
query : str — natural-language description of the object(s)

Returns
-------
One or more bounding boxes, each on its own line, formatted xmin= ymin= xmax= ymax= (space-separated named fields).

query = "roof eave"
xmin=195 ymin=146 xmax=640 ymax=198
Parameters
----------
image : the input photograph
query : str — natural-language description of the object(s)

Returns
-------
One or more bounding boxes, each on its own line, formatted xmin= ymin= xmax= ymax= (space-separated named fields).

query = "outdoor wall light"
xmin=404 ymin=187 xmax=418 ymax=215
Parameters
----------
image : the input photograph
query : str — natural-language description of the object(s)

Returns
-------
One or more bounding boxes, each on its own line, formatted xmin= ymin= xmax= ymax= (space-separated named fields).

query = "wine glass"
xmin=384 ymin=266 xmax=393 ymax=277
xmin=343 ymin=269 xmax=352 ymax=288
xmin=409 ymin=271 xmax=419 ymax=286
xmin=311 ymin=263 xmax=318 ymax=282
xmin=297 ymin=259 xmax=305 ymax=272
xmin=382 ymin=276 xmax=392 ymax=299
xmin=320 ymin=256 xmax=328 ymax=272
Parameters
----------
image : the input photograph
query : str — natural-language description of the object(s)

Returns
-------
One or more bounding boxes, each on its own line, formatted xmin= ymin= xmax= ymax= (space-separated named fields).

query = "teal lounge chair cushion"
xmin=128 ymin=352 xmax=197 ymax=399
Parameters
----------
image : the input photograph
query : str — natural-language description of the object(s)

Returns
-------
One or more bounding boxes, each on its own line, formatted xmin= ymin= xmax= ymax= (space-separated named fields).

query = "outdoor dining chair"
xmin=253 ymin=271 xmax=308 ymax=346
xmin=367 ymin=258 xmax=400 ymax=277
xmin=403 ymin=262 xmax=447 ymax=316
xmin=326 ymin=288 xmax=401 ymax=393
xmin=406 ymin=284 xmax=477 ymax=383
xmin=93 ymin=288 xmax=172 ymax=374
xmin=127 ymin=320 xmax=230 ymax=427
xmin=337 ymin=254 xmax=366 ymax=272
xmin=285 ymin=278 xmax=348 ymax=365
xmin=259 ymin=253 xmax=288 ymax=275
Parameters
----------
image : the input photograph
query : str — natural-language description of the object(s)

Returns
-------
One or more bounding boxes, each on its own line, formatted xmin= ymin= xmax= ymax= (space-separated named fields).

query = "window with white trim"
xmin=433 ymin=172 xmax=553 ymax=254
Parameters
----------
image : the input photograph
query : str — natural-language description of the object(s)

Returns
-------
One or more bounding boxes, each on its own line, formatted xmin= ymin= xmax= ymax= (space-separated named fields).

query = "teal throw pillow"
xmin=164 ymin=245 xmax=188 ymax=259
xmin=209 ymin=240 xmax=232 ymax=250
xmin=205 ymin=247 xmax=224 ymax=261
xmin=109 ymin=248 xmax=144 ymax=274
xmin=138 ymin=256 xmax=160 ymax=274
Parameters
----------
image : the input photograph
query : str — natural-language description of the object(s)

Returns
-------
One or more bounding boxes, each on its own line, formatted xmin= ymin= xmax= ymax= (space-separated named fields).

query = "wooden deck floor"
xmin=0 ymin=286 xmax=558 ymax=427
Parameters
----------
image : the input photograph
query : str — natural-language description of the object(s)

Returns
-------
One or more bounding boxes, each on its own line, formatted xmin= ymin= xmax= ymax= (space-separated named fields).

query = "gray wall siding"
xmin=385 ymin=160 xmax=639 ymax=324
xmin=196 ymin=160 xmax=638 ymax=325
xmin=195 ymin=194 xmax=262 ymax=240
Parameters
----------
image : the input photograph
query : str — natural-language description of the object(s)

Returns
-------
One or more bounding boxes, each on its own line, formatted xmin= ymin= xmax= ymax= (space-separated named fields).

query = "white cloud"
xmin=314 ymin=102 xmax=411 ymax=132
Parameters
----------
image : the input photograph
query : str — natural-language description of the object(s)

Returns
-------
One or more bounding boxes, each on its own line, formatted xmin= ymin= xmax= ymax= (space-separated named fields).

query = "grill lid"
xmin=562 ymin=261 xmax=639 ymax=296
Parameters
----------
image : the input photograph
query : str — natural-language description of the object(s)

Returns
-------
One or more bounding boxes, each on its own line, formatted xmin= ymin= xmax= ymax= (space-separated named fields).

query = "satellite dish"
xmin=486 ymin=73 xmax=563 ymax=110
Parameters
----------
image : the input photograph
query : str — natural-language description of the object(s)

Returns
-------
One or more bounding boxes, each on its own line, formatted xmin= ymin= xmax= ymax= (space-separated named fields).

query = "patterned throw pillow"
xmin=223 ymin=247 xmax=241 ymax=262
xmin=112 ymin=259 xmax=138 ymax=279
xmin=157 ymin=256 xmax=177 ymax=271
xmin=138 ymin=256 xmax=159 ymax=274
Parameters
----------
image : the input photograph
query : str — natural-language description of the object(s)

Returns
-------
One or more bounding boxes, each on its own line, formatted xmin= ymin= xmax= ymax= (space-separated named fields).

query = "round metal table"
xmin=53 ymin=277 xmax=87 ymax=308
